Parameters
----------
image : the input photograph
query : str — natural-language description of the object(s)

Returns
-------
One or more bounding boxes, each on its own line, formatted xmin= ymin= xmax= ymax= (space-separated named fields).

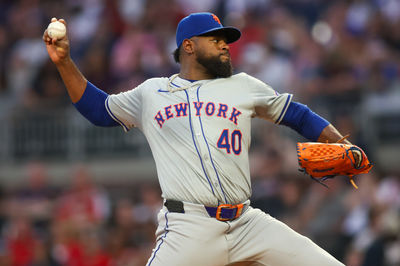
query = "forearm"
xmin=317 ymin=124 xmax=351 ymax=144
xmin=55 ymin=57 xmax=87 ymax=103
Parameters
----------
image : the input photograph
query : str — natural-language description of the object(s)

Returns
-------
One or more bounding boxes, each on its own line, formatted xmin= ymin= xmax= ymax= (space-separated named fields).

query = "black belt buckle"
xmin=165 ymin=200 xmax=185 ymax=213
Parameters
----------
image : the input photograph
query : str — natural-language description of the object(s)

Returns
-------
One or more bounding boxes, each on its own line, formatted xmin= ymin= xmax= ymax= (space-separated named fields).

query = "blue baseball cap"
xmin=176 ymin=12 xmax=241 ymax=48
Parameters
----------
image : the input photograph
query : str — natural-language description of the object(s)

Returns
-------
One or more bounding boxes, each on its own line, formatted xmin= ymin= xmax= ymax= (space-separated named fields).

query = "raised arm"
xmin=43 ymin=18 xmax=117 ymax=127
xmin=43 ymin=18 xmax=86 ymax=103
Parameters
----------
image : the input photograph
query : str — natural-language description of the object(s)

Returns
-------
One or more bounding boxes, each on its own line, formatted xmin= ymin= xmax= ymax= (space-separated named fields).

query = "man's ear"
xmin=182 ymin=39 xmax=194 ymax=55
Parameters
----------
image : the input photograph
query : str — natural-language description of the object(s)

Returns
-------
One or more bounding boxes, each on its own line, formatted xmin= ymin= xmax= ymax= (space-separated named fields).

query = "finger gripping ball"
xmin=47 ymin=21 xmax=66 ymax=39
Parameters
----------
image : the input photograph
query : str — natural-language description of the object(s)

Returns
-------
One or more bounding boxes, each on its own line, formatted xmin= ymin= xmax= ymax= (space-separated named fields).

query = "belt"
xmin=164 ymin=199 xmax=248 ymax=221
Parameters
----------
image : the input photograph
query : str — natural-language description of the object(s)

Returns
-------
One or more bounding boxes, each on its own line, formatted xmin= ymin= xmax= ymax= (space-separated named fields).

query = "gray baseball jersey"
xmin=106 ymin=72 xmax=291 ymax=206
xmin=105 ymin=73 xmax=344 ymax=266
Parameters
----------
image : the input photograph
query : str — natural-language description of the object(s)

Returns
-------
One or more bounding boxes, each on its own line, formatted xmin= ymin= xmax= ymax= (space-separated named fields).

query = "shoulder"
xmin=229 ymin=72 xmax=273 ymax=90
xmin=229 ymin=72 xmax=266 ymax=85
xmin=218 ymin=72 xmax=251 ymax=88
xmin=229 ymin=72 xmax=250 ymax=81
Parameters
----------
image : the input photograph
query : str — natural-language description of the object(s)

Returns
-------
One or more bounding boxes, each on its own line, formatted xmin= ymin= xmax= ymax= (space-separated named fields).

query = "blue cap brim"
xmin=197 ymin=26 xmax=241 ymax=44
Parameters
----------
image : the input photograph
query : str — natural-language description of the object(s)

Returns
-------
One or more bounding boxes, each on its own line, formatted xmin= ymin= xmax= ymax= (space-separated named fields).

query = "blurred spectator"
xmin=30 ymin=60 xmax=69 ymax=110
xmin=13 ymin=162 xmax=56 ymax=234
xmin=106 ymin=197 xmax=154 ymax=265
xmin=54 ymin=165 xmax=110 ymax=226
xmin=133 ymin=184 xmax=162 ymax=224
xmin=4 ymin=215 xmax=40 ymax=266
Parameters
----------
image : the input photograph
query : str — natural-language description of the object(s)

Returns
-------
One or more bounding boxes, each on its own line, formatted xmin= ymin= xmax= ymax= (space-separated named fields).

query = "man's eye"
xmin=211 ymin=40 xmax=218 ymax=43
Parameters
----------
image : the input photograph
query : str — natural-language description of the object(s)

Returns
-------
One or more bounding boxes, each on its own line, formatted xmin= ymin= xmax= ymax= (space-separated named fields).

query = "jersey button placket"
xmin=190 ymin=86 xmax=222 ymax=201
xmin=188 ymin=90 xmax=208 ymax=168
xmin=190 ymin=87 xmax=196 ymax=100
xmin=190 ymin=90 xmax=207 ymax=163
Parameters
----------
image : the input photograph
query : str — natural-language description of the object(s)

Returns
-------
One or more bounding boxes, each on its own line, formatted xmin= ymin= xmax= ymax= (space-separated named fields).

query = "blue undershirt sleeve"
xmin=280 ymin=101 xmax=329 ymax=141
xmin=73 ymin=81 xmax=119 ymax=127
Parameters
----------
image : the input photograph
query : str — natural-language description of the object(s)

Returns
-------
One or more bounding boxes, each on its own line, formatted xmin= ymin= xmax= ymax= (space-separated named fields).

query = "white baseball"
xmin=47 ymin=21 xmax=66 ymax=39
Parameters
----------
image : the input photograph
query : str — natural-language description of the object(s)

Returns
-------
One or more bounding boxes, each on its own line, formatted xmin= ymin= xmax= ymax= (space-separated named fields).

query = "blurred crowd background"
xmin=0 ymin=0 xmax=399 ymax=265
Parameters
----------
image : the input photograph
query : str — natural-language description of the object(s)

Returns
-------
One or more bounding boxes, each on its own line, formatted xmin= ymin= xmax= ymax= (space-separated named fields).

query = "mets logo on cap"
xmin=211 ymin=14 xmax=221 ymax=24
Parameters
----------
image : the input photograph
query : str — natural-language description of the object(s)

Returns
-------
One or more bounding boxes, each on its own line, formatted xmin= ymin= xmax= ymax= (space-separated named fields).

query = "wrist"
xmin=55 ymin=56 xmax=73 ymax=68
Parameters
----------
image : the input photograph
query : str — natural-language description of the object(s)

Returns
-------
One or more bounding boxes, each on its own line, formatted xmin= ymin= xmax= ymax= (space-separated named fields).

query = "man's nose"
xmin=219 ymin=40 xmax=229 ymax=51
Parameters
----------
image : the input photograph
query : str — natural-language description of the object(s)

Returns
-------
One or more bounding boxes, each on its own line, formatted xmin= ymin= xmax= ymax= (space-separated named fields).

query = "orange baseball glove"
xmin=296 ymin=142 xmax=373 ymax=189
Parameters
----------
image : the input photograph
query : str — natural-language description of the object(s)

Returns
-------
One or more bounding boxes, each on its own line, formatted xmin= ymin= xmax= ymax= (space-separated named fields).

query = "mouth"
xmin=220 ymin=53 xmax=231 ymax=60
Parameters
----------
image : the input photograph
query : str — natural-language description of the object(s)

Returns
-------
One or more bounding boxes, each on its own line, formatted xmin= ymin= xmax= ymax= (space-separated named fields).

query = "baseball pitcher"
xmin=43 ymin=13 xmax=371 ymax=266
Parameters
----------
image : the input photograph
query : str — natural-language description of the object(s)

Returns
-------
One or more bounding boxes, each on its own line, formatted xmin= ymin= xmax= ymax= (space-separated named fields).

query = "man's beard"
xmin=196 ymin=51 xmax=233 ymax=78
